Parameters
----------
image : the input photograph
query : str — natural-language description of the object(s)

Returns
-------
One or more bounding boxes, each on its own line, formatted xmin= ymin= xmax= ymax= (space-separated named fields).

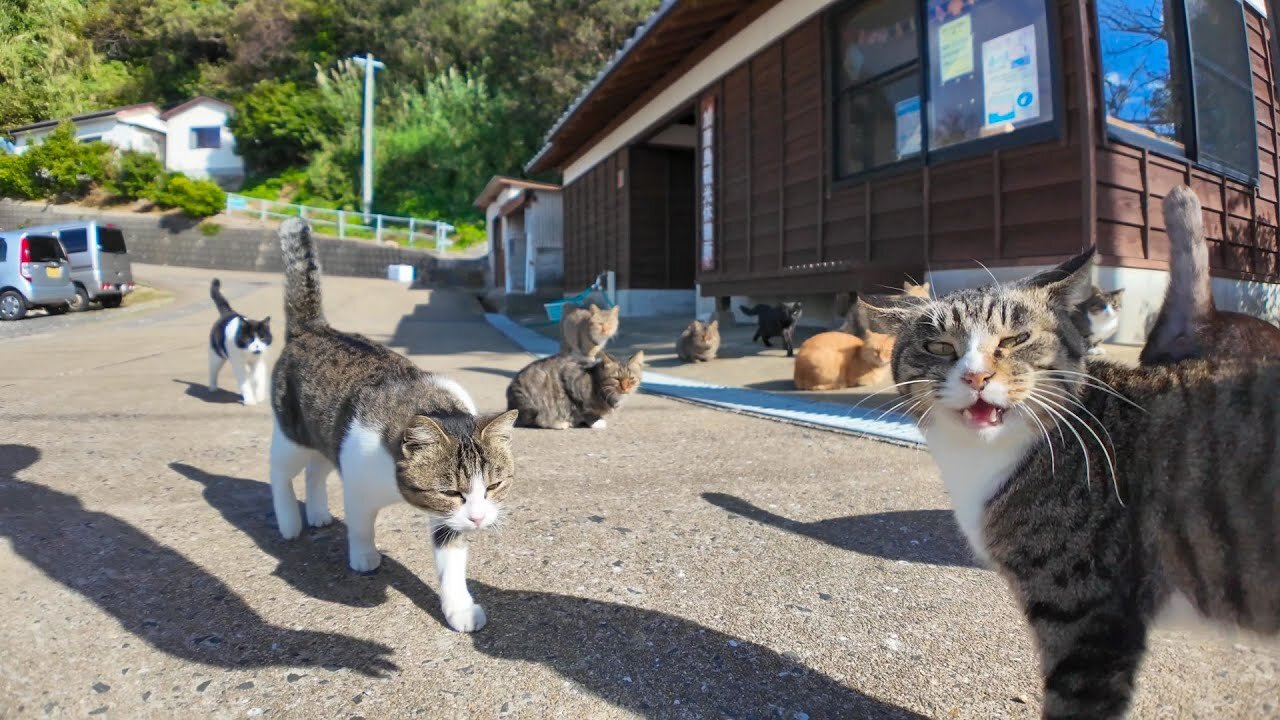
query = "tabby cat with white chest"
xmin=865 ymin=248 xmax=1279 ymax=720
xmin=269 ymin=218 xmax=517 ymax=633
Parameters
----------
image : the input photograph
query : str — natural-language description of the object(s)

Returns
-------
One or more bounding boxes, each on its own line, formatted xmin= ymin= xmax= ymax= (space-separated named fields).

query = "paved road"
xmin=0 ymin=265 xmax=1274 ymax=719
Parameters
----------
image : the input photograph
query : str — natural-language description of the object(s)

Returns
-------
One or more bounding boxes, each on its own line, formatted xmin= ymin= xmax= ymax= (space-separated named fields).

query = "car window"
xmin=60 ymin=228 xmax=89 ymax=253
xmin=0 ymin=239 xmax=6 ymax=263
xmin=26 ymin=235 xmax=66 ymax=262
xmin=98 ymin=228 xmax=127 ymax=253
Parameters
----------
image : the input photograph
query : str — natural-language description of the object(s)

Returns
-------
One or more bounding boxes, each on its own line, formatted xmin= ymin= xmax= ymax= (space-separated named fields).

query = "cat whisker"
xmin=1033 ymin=370 xmax=1147 ymax=413
xmin=972 ymin=258 xmax=1002 ymax=288
xmin=915 ymin=403 xmax=935 ymax=428
xmin=875 ymin=392 xmax=933 ymax=421
xmin=1017 ymin=404 xmax=1056 ymax=477
xmin=854 ymin=386 xmax=931 ymax=415
xmin=1024 ymin=395 xmax=1093 ymax=491
xmin=847 ymin=380 xmax=933 ymax=412
xmin=1032 ymin=388 xmax=1125 ymax=506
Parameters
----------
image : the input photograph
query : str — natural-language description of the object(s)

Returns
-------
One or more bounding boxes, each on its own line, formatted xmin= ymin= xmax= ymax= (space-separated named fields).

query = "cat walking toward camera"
xmin=207 ymin=278 xmax=272 ymax=405
xmin=268 ymin=218 xmax=517 ymax=633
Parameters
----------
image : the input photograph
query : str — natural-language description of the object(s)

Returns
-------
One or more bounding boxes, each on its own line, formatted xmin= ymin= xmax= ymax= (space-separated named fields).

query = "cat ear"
xmin=608 ymin=306 xmax=620 ymax=319
xmin=858 ymin=296 xmax=924 ymax=337
xmin=1020 ymin=247 xmax=1096 ymax=308
xmin=1109 ymin=288 xmax=1125 ymax=301
xmin=588 ymin=303 xmax=600 ymax=314
xmin=403 ymin=416 xmax=452 ymax=452
xmin=260 ymin=316 xmax=271 ymax=326
xmin=627 ymin=351 xmax=645 ymax=370
xmin=478 ymin=409 xmax=519 ymax=445
xmin=707 ymin=319 xmax=718 ymax=332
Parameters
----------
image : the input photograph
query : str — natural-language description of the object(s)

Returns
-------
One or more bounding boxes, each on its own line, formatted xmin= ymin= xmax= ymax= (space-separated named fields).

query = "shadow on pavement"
xmin=458 ymin=366 xmax=519 ymax=381
xmin=0 ymin=446 xmax=396 ymax=675
xmin=172 ymin=378 xmax=243 ymax=404
xmin=387 ymin=290 xmax=519 ymax=358
xmin=703 ymin=492 xmax=979 ymax=569
xmin=171 ymin=463 xmax=925 ymax=717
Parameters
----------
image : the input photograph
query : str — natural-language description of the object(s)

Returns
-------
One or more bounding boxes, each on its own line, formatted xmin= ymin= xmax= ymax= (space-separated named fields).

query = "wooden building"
xmin=528 ymin=0 xmax=1280 ymax=341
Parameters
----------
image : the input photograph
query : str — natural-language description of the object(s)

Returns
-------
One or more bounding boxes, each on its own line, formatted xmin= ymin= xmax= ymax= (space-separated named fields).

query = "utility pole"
xmin=351 ymin=53 xmax=385 ymax=222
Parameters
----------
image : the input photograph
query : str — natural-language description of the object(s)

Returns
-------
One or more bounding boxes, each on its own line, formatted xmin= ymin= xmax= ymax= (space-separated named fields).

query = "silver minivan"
xmin=0 ymin=230 xmax=76 ymax=320
xmin=25 ymin=222 xmax=136 ymax=311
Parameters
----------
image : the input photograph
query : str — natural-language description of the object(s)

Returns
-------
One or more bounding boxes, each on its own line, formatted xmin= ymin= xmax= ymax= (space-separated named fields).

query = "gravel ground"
xmin=0 ymin=265 xmax=1274 ymax=719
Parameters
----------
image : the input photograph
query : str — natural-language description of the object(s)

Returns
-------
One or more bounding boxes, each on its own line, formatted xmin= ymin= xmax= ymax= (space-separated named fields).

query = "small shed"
xmin=474 ymin=176 xmax=564 ymax=295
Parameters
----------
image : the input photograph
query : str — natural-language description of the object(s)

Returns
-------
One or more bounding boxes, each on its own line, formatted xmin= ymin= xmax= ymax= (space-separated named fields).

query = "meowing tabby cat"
xmin=506 ymin=351 xmax=644 ymax=429
xmin=792 ymin=328 xmax=894 ymax=390
xmin=866 ymin=248 xmax=1279 ymax=720
xmin=1141 ymin=185 xmax=1280 ymax=364
xmin=268 ymin=218 xmax=518 ymax=633
xmin=676 ymin=318 xmax=720 ymax=362
xmin=208 ymin=278 xmax=272 ymax=405
xmin=741 ymin=301 xmax=803 ymax=357
xmin=1070 ymin=285 xmax=1124 ymax=356
xmin=560 ymin=303 xmax=620 ymax=358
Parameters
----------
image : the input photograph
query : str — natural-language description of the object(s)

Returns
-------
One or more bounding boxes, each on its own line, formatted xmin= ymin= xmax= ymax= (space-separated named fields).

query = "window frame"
xmin=191 ymin=126 xmax=222 ymax=150
xmin=828 ymin=0 xmax=1066 ymax=186
xmin=1094 ymin=0 xmax=1259 ymax=185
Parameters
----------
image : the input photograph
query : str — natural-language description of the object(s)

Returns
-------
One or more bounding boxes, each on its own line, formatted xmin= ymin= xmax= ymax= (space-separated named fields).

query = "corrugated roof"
xmin=5 ymin=103 xmax=160 ymax=135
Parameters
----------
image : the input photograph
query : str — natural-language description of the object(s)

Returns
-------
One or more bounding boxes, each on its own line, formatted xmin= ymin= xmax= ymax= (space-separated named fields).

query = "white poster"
xmin=981 ymin=24 xmax=1039 ymax=128
xmin=894 ymin=96 xmax=921 ymax=158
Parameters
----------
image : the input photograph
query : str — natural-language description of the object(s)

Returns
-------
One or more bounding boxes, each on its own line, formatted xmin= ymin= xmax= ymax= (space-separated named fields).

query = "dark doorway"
xmin=629 ymin=144 xmax=696 ymax=290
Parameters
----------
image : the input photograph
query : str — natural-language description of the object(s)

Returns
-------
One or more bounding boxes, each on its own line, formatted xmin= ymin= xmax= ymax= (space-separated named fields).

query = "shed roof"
xmin=473 ymin=176 xmax=561 ymax=209
xmin=160 ymin=96 xmax=234 ymax=120
xmin=525 ymin=0 xmax=756 ymax=175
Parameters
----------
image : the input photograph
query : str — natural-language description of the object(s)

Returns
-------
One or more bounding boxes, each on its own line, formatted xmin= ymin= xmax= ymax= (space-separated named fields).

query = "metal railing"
xmin=224 ymin=194 xmax=456 ymax=251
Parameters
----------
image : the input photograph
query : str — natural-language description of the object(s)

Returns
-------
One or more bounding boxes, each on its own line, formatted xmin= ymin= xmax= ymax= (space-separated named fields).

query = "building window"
xmin=831 ymin=0 xmax=1058 ymax=181
xmin=191 ymin=127 xmax=221 ymax=149
xmin=1097 ymin=0 xmax=1257 ymax=181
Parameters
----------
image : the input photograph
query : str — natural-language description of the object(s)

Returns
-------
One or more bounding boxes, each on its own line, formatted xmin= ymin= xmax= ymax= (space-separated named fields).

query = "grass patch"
xmin=122 ymin=285 xmax=174 ymax=308
xmin=199 ymin=222 xmax=223 ymax=236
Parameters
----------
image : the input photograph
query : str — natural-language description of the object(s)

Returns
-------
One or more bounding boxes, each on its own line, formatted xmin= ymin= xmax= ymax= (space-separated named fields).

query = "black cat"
xmin=740 ymin=302 xmax=803 ymax=357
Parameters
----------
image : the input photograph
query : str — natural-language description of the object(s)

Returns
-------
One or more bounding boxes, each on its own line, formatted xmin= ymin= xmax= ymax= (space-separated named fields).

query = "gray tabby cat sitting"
xmin=506 ymin=351 xmax=644 ymax=429
xmin=866 ymin=247 xmax=1279 ymax=719
xmin=676 ymin=318 xmax=719 ymax=362
xmin=559 ymin=302 xmax=619 ymax=358
xmin=268 ymin=218 xmax=518 ymax=633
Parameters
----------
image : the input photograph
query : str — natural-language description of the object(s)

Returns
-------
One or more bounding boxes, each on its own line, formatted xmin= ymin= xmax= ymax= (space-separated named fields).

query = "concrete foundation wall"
xmin=0 ymin=201 xmax=486 ymax=288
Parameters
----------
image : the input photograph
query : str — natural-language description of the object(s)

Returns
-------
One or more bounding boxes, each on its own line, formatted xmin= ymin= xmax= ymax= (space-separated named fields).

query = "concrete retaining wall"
xmin=0 ymin=201 xmax=487 ymax=289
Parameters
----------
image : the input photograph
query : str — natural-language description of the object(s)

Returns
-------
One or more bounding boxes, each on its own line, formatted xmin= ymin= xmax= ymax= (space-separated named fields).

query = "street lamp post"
xmin=351 ymin=53 xmax=385 ymax=222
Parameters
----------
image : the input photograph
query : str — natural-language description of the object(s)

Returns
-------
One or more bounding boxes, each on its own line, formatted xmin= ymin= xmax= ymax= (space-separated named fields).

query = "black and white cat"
xmin=1071 ymin=285 xmax=1124 ymax=356
xmin=208 ymin=279 xmax=272 ymax=405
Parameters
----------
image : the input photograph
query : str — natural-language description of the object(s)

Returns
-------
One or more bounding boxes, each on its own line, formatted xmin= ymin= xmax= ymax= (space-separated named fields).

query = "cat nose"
xmin=961 ymin=370 xmax=993 ymax=390
xmin=468 ymin=514 xmax=485 ymax=527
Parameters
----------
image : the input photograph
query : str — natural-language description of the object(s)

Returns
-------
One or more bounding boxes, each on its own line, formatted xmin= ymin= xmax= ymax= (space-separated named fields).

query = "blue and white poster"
xmin=981 ymin=24 xmax=1039 ymax=128
xmin=895 ymin=96 xmax=921 ymax=159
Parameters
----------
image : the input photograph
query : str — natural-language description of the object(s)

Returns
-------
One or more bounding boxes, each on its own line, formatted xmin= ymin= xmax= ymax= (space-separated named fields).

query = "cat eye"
xmin=998 ymin=332 xmax=1031 ymax=349
xmin=925 ymin=340 xmax=955 ymax=357
xmin=486 ymin=481 xmax=503 ymax=492
xmin=442 ymin=489 xmax=464 ymax=498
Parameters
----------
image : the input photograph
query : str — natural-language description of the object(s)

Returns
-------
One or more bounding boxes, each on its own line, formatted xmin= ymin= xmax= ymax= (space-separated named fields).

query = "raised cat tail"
xmin=739 ymin=304 xmax=760 ymax=316
xmin=210 ymin=278 xmax=235 ymax=317
xmin=278 ymin=218 xmax=326 ymax=340
xmin=1163 ymin=185 xmax=1214 ymax=323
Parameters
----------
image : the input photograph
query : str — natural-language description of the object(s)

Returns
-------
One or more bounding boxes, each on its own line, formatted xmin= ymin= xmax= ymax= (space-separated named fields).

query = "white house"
xmin=5 ymin=97 xmax=245 ymax=189
xmin=473 ymin=176 xmax=564 ymax=295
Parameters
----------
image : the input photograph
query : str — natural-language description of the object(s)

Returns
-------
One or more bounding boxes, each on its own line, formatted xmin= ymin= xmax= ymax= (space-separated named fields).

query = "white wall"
xmin=13 ymin=117 xmax=157 ymax=155
xmin=163 ymin=102 xmax=243 ymax=182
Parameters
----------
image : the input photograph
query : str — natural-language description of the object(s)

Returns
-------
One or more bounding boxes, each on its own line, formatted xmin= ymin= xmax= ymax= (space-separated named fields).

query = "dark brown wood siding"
xmin=698 ymin=0 xmax=1089 ymax=296
xmin=562 ymin=149 xmax=629 ymax=290
xmin=1092 ymin=5 xmax=1280 ymax=282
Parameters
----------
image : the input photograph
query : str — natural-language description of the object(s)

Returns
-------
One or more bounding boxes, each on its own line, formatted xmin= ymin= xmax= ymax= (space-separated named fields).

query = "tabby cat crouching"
xmin=506 ymin=351 xmax=644 ymax=429
xmin=676 ymin=318 xmax=719 ymax=362
xmin=269 ymin=218 xmax=518 ymax=633
xmin=867 ymin=248 xmax=1279 ymax=719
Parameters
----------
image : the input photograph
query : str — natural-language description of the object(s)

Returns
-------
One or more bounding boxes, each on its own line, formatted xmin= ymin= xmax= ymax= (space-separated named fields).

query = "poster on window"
xmin=699 ymin=93 xmax=716 ymax=272
xmin=895 ymin=96 xmax=921 ymax=158
xmin=937 ymin=15 xmax=973 ymax=83
xmin=981 ymin=24 xmax=1039 ymax=128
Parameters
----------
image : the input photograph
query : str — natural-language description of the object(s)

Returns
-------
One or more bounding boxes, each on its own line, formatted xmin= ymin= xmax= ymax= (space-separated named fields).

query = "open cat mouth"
xmin=961 ymin=399 xmax=1005 ymax=428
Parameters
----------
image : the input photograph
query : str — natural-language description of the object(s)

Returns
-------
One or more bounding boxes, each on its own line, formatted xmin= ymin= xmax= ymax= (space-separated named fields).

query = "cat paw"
xmin=207 ymin=384 xmax=219 ymax=394
xmin=349 ymin=548 xmax=383 ymax=573
xmin=443 ymin=602 xmax=487 ymax=632
xmin=307 ymin=508 xmax=334 ymax=527
xmin=551 ymin=421 xmax=571 ymax=430
xmin=590 ymin=418 xmax=608 ymax=430
xmin=241 ymin=397 xmax=258 ymax=406
xmin=277 ymin=514 xmax=303 ymax=541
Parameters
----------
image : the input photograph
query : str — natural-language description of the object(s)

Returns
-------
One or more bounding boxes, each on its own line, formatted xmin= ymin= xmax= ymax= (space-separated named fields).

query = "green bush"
xmin=0 ymin=153 xmax=37 ymax=199
xmin=230 ymin=80 xmax=342 ymax=175
xmin=199 ymin=222 xmax=222 ymax=236
xmin=4 ymin=123 xmax=114 ymax=201
xmin=153 ymin=173 xmax=226 ymax=218
xmin=109 ymin=150 xmax=163 ymax=200
xmin=451 ymin=222 xmax=485 ymax=251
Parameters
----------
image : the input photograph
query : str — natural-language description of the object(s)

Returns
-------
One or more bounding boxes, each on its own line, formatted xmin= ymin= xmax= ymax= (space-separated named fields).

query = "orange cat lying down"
xmin=793 ymin=329 xmax=895 ymax=390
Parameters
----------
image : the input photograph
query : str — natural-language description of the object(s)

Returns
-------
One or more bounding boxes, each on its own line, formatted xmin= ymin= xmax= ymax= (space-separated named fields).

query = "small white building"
xmin=473 ymin=176 xmax=564 ymax=295
xmin=6 ymin=97 xmax=245 ymax=189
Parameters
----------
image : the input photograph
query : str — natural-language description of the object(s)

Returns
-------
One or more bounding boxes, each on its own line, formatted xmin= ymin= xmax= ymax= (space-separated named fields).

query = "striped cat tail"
xmin=278 ymin=218 xmax=326 ymax=340
xmin=1163 ymin=185 xmax=1213 ymax=322
xmin=209 ymin=278 xmax=235 ymax=317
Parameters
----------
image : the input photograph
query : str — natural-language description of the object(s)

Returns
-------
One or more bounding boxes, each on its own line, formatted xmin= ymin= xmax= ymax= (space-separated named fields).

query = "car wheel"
xmin=46 ymin=303 xmax=70 ymax=316
xmin=69 ymin=285 xmax=90 ymax=312
xmin=0 ymin=290 xmax=28 ymax=321
xmin=100 ymin=295 xmax=123 ymax=309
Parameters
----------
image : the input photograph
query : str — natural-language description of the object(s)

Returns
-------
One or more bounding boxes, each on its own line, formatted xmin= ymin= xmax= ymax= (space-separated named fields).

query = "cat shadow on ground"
xmin=172 ymin=378 xmax=243 ymax=404
xmin=0 ymin=446 xmax=396 ymax=675
xmin=703 ymin=492 xmax=979 ymax=569
xmin=168 ymin=464 xmax=925 ymax=717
